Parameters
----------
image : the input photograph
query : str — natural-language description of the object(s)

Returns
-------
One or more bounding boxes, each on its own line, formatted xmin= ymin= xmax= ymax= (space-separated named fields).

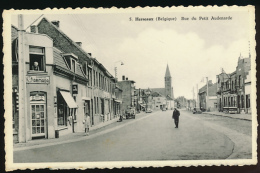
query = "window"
xmin=246 ymin=95 xmax=250 ymax=108
xmin=64 ymin=56 xmax=76 ymax=73
xmin=29 ymin=46 xmax=45 ymax=71
xmin=239 ymin=75 xmax=241 ymax=87
xmin=71 ymin=59 xmax=76 ymax=73
xmin=93 ymin=70 xmax=96 ymax=86
xmin=241 ymin=95 xmax=244 ymax=108
xmin=88 ymin=69 xmax=92 ymax=86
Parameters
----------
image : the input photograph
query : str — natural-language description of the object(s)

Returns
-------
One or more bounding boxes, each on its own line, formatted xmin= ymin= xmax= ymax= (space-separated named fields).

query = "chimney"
xmin=76 ymin=42 xmax=82 ymax=47
xmin=88 ymin=53 xmax=92 ymax=56
xmin=51 ymin=20 xmax=60 ymax=28
xmin=126 ymin=77 xmax=128 ymax=80
xmin=122 ymin=75 xmax=125 ymax=80
xmin=30 ymin=25 xmax=38 ymax=33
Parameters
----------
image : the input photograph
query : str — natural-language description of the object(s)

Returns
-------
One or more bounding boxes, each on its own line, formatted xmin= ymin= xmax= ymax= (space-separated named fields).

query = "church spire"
xmin=165 ymin=64 xmax=171 ymax=77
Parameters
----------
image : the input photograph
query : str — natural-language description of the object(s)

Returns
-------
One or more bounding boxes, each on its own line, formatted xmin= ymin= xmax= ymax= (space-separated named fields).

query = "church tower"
xmin=165 ymin=64 xmax=173 ymax=99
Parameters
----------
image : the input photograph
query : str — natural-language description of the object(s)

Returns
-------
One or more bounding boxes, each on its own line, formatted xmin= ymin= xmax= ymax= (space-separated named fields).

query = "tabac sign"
xmin=26 ymin=76 xmax=50 ymax=84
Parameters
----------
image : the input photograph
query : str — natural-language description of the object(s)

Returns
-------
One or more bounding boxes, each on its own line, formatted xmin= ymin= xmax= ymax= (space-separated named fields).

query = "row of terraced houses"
xmin=12 ymin=18 xmax=139 ymax=143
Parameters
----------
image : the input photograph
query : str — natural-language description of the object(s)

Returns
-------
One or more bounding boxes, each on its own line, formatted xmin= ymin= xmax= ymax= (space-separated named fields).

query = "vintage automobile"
xmin=146 ymin=108 xmax=153 ymax=113
xmin=192 ymin=107 xmax=202 ymax=114
xmin=126 ymin=107 xmax=136 ymax=119
xmin=223 ymin=107 xmax=237 ymax=114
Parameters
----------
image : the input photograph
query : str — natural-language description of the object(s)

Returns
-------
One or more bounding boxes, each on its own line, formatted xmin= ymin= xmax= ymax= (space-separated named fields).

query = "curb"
xmin=13 ymin=112 xmax=149 ymax=151
xmin=202 ymin=112 xmax=251 ymax=121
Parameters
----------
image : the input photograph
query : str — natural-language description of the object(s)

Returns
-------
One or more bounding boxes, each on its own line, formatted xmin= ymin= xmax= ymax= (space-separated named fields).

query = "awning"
xmin=115 ymin=99 xmax=122 ymax=103
xmin=139 ymin=103 xmax=146 ymax=108
xmin=60 ymin=91 xmax=78 ymax=108
xmin=82 ymin=97 xmax=91 ymax=101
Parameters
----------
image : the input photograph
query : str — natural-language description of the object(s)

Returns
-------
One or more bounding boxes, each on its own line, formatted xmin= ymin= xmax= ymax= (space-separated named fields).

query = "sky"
xmin=11 ymin=8 xmax=253 ymax=99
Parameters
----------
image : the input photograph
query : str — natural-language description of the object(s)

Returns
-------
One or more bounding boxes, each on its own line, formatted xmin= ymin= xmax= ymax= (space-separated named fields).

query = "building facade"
xmin=117 ymin=76 xmax=136 ymax=113
xmin=198 ymin=80 xmax=217 ymax=111
xmin=12 ymin=25 xmax=89 ymax=142
xmin=12 ymin=17 xmax=123 ymax=143
xmin=216 ymin=55 xmax=251 ymax=114
xmin=37 ymin=18 xmax=122 ymax=125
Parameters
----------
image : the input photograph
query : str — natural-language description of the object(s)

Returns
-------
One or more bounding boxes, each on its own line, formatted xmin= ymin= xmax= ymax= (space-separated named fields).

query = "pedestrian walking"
xmin=83 ymin=113 xmax=91 ymax=136
xmin=172 ymin=108 xmax=180 ymax=128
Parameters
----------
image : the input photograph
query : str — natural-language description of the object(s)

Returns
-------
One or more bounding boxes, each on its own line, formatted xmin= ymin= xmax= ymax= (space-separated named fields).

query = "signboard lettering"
xmin=26 ymin=76 xmax=50 ymax=84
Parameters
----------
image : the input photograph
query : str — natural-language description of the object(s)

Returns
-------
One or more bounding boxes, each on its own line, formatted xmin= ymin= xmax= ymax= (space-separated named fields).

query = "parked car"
xmin=162 ymin=107 xmax=167 ymax=111
xmin=146 ymin=108 xmax=153 ymax=113
xmin=193 ymin=107 xmax=202 ymax=114
xmin=126 ymin=107 xmax=136 ymax=119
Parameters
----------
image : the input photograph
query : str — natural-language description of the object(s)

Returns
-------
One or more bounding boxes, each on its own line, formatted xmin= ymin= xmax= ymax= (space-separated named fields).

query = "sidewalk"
xmin=202 ymin=111 xmax=252 ymax=121
xmin=14 ymin=111 xmax=148 ymax=151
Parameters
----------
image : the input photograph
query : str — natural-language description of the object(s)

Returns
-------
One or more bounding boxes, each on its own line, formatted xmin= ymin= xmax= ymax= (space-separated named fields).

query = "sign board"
xmin=30 ymin=93 xmax=45 ymax=102
xmin=26 ymin=76 xmax=50 ymax=84
xmin=72 ymin=84 xmax=78 ymax=94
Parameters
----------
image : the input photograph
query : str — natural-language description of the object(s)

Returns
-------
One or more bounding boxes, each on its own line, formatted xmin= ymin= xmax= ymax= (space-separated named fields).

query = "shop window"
xmin=57 ymin=92 xmax=67 ymax=126
xmin=29 ymin=46 xmax=45 ymax=71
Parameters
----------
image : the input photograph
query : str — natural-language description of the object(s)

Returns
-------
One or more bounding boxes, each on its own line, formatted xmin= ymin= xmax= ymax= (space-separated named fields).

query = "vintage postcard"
xmin=3 ymin=6 xmax=257 ymax=170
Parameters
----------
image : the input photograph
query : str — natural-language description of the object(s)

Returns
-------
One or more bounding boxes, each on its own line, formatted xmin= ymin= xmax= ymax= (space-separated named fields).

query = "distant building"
xmin=117 ymin=76 xmax=136 ymax=113
xmin=151 ymin=91 xmax=167 ymax=110
xmin=150 ymin=64 xmax=174 ymax=109
xmin=198 ymin=80 xmax=217 ymax=111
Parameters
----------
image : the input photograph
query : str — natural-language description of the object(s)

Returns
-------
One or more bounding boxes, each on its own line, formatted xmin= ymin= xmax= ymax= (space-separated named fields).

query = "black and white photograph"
xmin=3 ymin=6 xmax=257 ymax=170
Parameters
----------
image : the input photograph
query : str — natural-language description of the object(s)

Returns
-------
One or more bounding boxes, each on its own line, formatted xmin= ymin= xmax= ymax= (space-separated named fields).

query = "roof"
xmin=53 ymin=47 xmax=86 ymax=78
xmin=165 ymin=64 xmax=171 ymax=77
xmin=199 ymin=83 xmax=217 ymax=96
xmin=37 ymin=17 xmax=114 ymax=79
xmin=150 ymin=88 xmax=165 ymax=97
xmin=118 ymin=80 xmax=135 ymax=84
xmin=151 ymin=91 xmax=163 ymax=97
xmin=37 ymin=18 xmax=92 ymax=61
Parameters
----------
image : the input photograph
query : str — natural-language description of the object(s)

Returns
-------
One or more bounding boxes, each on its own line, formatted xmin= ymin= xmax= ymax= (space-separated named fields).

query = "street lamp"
xmin=114 ymin=60 xmax=124 ymax=81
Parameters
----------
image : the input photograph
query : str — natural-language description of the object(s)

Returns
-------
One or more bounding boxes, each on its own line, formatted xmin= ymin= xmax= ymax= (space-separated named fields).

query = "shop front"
xmin=56 ymin=89 xmax=78 ymax=135
xmin=30 ymin=92 xmax=47 ymax=139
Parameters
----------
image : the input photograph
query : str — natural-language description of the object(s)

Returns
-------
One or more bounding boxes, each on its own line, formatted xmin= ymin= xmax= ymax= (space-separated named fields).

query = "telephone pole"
xmin=18 ymin=14 xmax=27 ymax=142
xmin=206 ymin=77 xmax=209 ymax=111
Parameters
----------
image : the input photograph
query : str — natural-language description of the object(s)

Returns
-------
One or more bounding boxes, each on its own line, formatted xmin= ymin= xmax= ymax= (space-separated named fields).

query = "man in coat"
xmin=172 ymin=108 xmax=180 ymax=128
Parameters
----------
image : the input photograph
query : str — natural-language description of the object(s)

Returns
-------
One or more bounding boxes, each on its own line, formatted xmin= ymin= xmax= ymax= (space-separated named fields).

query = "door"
xmin=31 ymin=104 xmax=46 ymax=138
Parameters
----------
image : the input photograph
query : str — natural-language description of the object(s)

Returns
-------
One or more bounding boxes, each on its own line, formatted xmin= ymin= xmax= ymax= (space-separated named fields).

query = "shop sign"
xmin=30 ymin=94 xmax=45 ymax=101
xmin=72 ymin=84 xmax=78 ymax=94
xmin=26 ymin=76 xmax=50 ymax=84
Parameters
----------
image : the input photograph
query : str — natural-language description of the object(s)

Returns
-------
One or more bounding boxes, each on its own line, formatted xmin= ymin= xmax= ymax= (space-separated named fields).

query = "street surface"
xmin=14 ymin=110 xmax=252 ymax=162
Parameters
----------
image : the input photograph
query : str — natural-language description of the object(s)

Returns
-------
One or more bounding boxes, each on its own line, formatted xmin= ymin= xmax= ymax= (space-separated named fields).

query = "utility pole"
xmin=18 ymin=14 xmax=27 ymax=142
xmin=196 ymin=84 xmax=199 ymax=108
xmin=206 ymin=77 xmax=209 ymax=111
xmin=192 ymin=87 xmax=194 ymax=108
